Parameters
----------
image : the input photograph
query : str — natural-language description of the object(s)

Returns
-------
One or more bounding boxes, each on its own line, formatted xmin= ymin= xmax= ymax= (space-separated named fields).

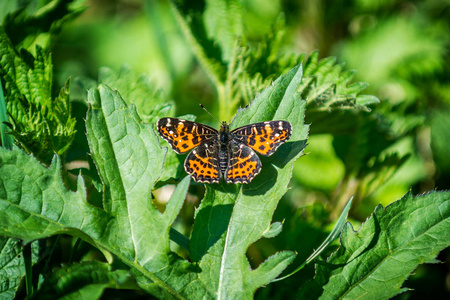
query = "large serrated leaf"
xmin=0 ymin=84 xmax=196 ymax=298
xmin=0 ymin=27 xmax=76 ymax=164
xmin=97 ymin=66 xmax=174 ymax=123
xmin=299 ymin=190 xmax=450 ymax=299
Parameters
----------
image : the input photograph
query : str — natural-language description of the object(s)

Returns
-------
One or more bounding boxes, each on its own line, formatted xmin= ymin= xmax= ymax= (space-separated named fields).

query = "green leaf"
xmin=189 ymin=64 xmax=308 ymax=298
xmin=171 ymin=0 xmax=227 ymax=86
xmin=32 ymin=261 xmax=133 ymax=299
xmin=0 ymin=238 xmax=25 ymax=299
xmin=0 ymin=84 xmax=196 ymax=298
xmin=301 ymin=51 xmax=380 ymax=112
xmin=262 ymin=222 xmax=283 ymax=239
xmin=0 ymin=147 xmax=109 ymax=244
xmin=2 ymin=0 xmax=86 ymax=51
xmin=0 ymin=238 xmax=39 ymax=299
xmin=299 ymin=190 xmax=450 ymax=299
xmin=274 ymin=198 xmax=353 ymax=282
xmin=0 ymin=77 xmax=13 ymax=149
xmin=97 ymin=66 xmax=174 ymax=123
xmin=203 ymin=0 xmax=243 ymax=62
xmin=0 ymin=27 xmax=76 ymax=164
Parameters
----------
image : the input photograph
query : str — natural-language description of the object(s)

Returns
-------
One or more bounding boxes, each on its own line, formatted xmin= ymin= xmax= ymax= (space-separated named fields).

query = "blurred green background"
xmin=3 ymin=0 xmax=449 ymax=298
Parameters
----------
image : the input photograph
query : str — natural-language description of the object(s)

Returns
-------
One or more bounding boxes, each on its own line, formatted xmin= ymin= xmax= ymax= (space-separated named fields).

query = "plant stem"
xmin=23 ymin=243 xmax=33 ymax=296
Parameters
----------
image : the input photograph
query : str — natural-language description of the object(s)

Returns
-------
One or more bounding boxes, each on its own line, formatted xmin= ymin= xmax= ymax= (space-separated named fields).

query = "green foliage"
xmin=97 ymin=66 xmax=175 ymax=124
xmin=0 ymin=78 xmax=13 ymax=149
xmin=32 ymin=261 xmax=133 ymax=299
xmin=0 ymin=238 xmax=39 ymax=299
xmin=299 ymin=191 xmax=450 ymax=299
xmin=2 ymin=0 xmax=85 ymax=51
xmin=0 ymin=65 xmax=307 ymax=298
xmin=171 ymin=2 xmax=378 ymax=122
xmin=0 ymin=28 xmax=76 ymax=164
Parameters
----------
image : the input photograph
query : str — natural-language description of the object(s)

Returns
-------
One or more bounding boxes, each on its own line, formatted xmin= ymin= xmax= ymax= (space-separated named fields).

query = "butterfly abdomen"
xmin=219 ymin=123 xmax=230 ymax=174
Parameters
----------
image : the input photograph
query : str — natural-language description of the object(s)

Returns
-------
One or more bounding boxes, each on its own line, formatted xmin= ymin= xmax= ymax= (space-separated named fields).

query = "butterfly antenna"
xmin=199 ymin=104 xmax=220 ymax=122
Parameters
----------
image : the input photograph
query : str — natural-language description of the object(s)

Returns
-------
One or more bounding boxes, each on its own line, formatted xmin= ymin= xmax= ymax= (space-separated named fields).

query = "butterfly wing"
xmin=231 ymin=121 xmax=292 ymax=156
xmin=184 ymin=139 xmax=221 ymax=183
xmin=157 ymin=118 xmax=218 ymax=154
xmin=225 ymin=140 xmax=262 ymax=184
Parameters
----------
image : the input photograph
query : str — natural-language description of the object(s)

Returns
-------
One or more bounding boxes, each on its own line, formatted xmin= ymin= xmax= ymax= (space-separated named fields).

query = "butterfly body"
xmin=157 ymin=117 xmax=292 ymax=184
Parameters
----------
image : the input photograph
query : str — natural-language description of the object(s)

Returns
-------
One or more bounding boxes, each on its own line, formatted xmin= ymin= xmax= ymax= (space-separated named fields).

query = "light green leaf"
xmin=97 ymin=66 xmax=174 ymax=123
xmin=0 ymin=27 xmax=76 ymax=164
xmin=2 ymin=0 xmax=85 ymax=51
xmin=262 ymin=222 xmax=283 ymax=239
xmin=0 ymin=77 xmax=13 ymax=149
xmin=299 ymin=190 xmax=450 ymax=299
xmin=0 ymin=64 xmax=308 ymax=298
xmin=301 ymin=51 xmax=380 ymax=112
xmin=274 ymin=198 xmax=353 ymax=282
xmin=203 ymin=0 xmax=243 ymax=62
xmin=170 ymin=0 xmax=227 ymax=87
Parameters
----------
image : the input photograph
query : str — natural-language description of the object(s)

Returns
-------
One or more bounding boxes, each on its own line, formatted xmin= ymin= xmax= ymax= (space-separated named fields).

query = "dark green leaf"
xmin=32 ymin=261 xmax=133 ymax=299
xmin=0 ymin=77 xmax=13 ymax=149
xmin=2 ymin=0 xmax=86 ymax=50
xmin=299 ymin=191 xmax=450 ymax=299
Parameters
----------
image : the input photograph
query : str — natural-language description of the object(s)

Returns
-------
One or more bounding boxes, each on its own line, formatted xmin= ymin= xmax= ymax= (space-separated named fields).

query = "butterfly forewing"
xmin=157 ymin=118 xmax=218 ymax=154
xmin=231 ymin=121 xmax=292 ymax=156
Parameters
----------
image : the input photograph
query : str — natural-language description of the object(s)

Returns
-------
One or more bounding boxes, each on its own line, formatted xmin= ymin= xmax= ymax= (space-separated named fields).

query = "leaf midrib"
xmin=339 ymin=205 xmax=449 ymax=299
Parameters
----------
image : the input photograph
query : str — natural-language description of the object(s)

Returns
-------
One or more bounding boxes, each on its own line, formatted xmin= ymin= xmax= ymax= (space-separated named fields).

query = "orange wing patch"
xmin=231 ymin=121 xmax=292 ymax=156
xmin=225 ymin=142 xmax=261 ymax=184
xmin=157 ymin=118 xmax=217 ymax=154
xmin=184 ymin=140 xmax=221 ymax=183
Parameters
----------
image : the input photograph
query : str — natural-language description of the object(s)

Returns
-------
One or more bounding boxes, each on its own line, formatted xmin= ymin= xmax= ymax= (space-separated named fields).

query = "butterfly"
xmin=156 ymin=118 xmax=292 ymax=184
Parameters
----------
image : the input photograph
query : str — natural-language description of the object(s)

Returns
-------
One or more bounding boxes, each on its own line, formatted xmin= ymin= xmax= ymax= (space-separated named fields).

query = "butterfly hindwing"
xmin=225 ymin=140 xmax=262 ymax=184
xmin=184 ymin=139 xmax=221 ymax=183
xmin=231 ymin=121 xmax=292 ymax=156
xmin=157 ymin=117 xmax=217 ymax=154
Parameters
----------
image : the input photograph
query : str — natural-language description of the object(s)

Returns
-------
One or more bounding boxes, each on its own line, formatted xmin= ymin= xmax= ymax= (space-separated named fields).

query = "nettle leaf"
xmin=32 ymin=261 xmax=133 ymax=299
xmin=171 ymin=0 xmax=244 ymax=66
xmin=0 ymin=238 xmax=38 ymax=299
xmin=2 ymin=0 xmax=85 ymax=50
xmin=230 ymin=46 xmax=378 ymax=122
xmin=0 ymin=27 xmax=76 ymax=164
xmin=299 ymin=190 xmax=450 ymax=299
xmin=189 ymin=64 xmax=308 ymax=298
xmin=98 ymin=66 xmax=175 ymax=124
xmin=78 ymin=66 xmax=181 ymax=186
xmin=203 ymin=0 xmax=243 ymax=62
xmin=171 ymin=0 xmax=227 ymax=85
xmin=0 ymin=85 xmax=193 ymax=298
xmin=301 ymin=51 xmax=379 ymax=112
